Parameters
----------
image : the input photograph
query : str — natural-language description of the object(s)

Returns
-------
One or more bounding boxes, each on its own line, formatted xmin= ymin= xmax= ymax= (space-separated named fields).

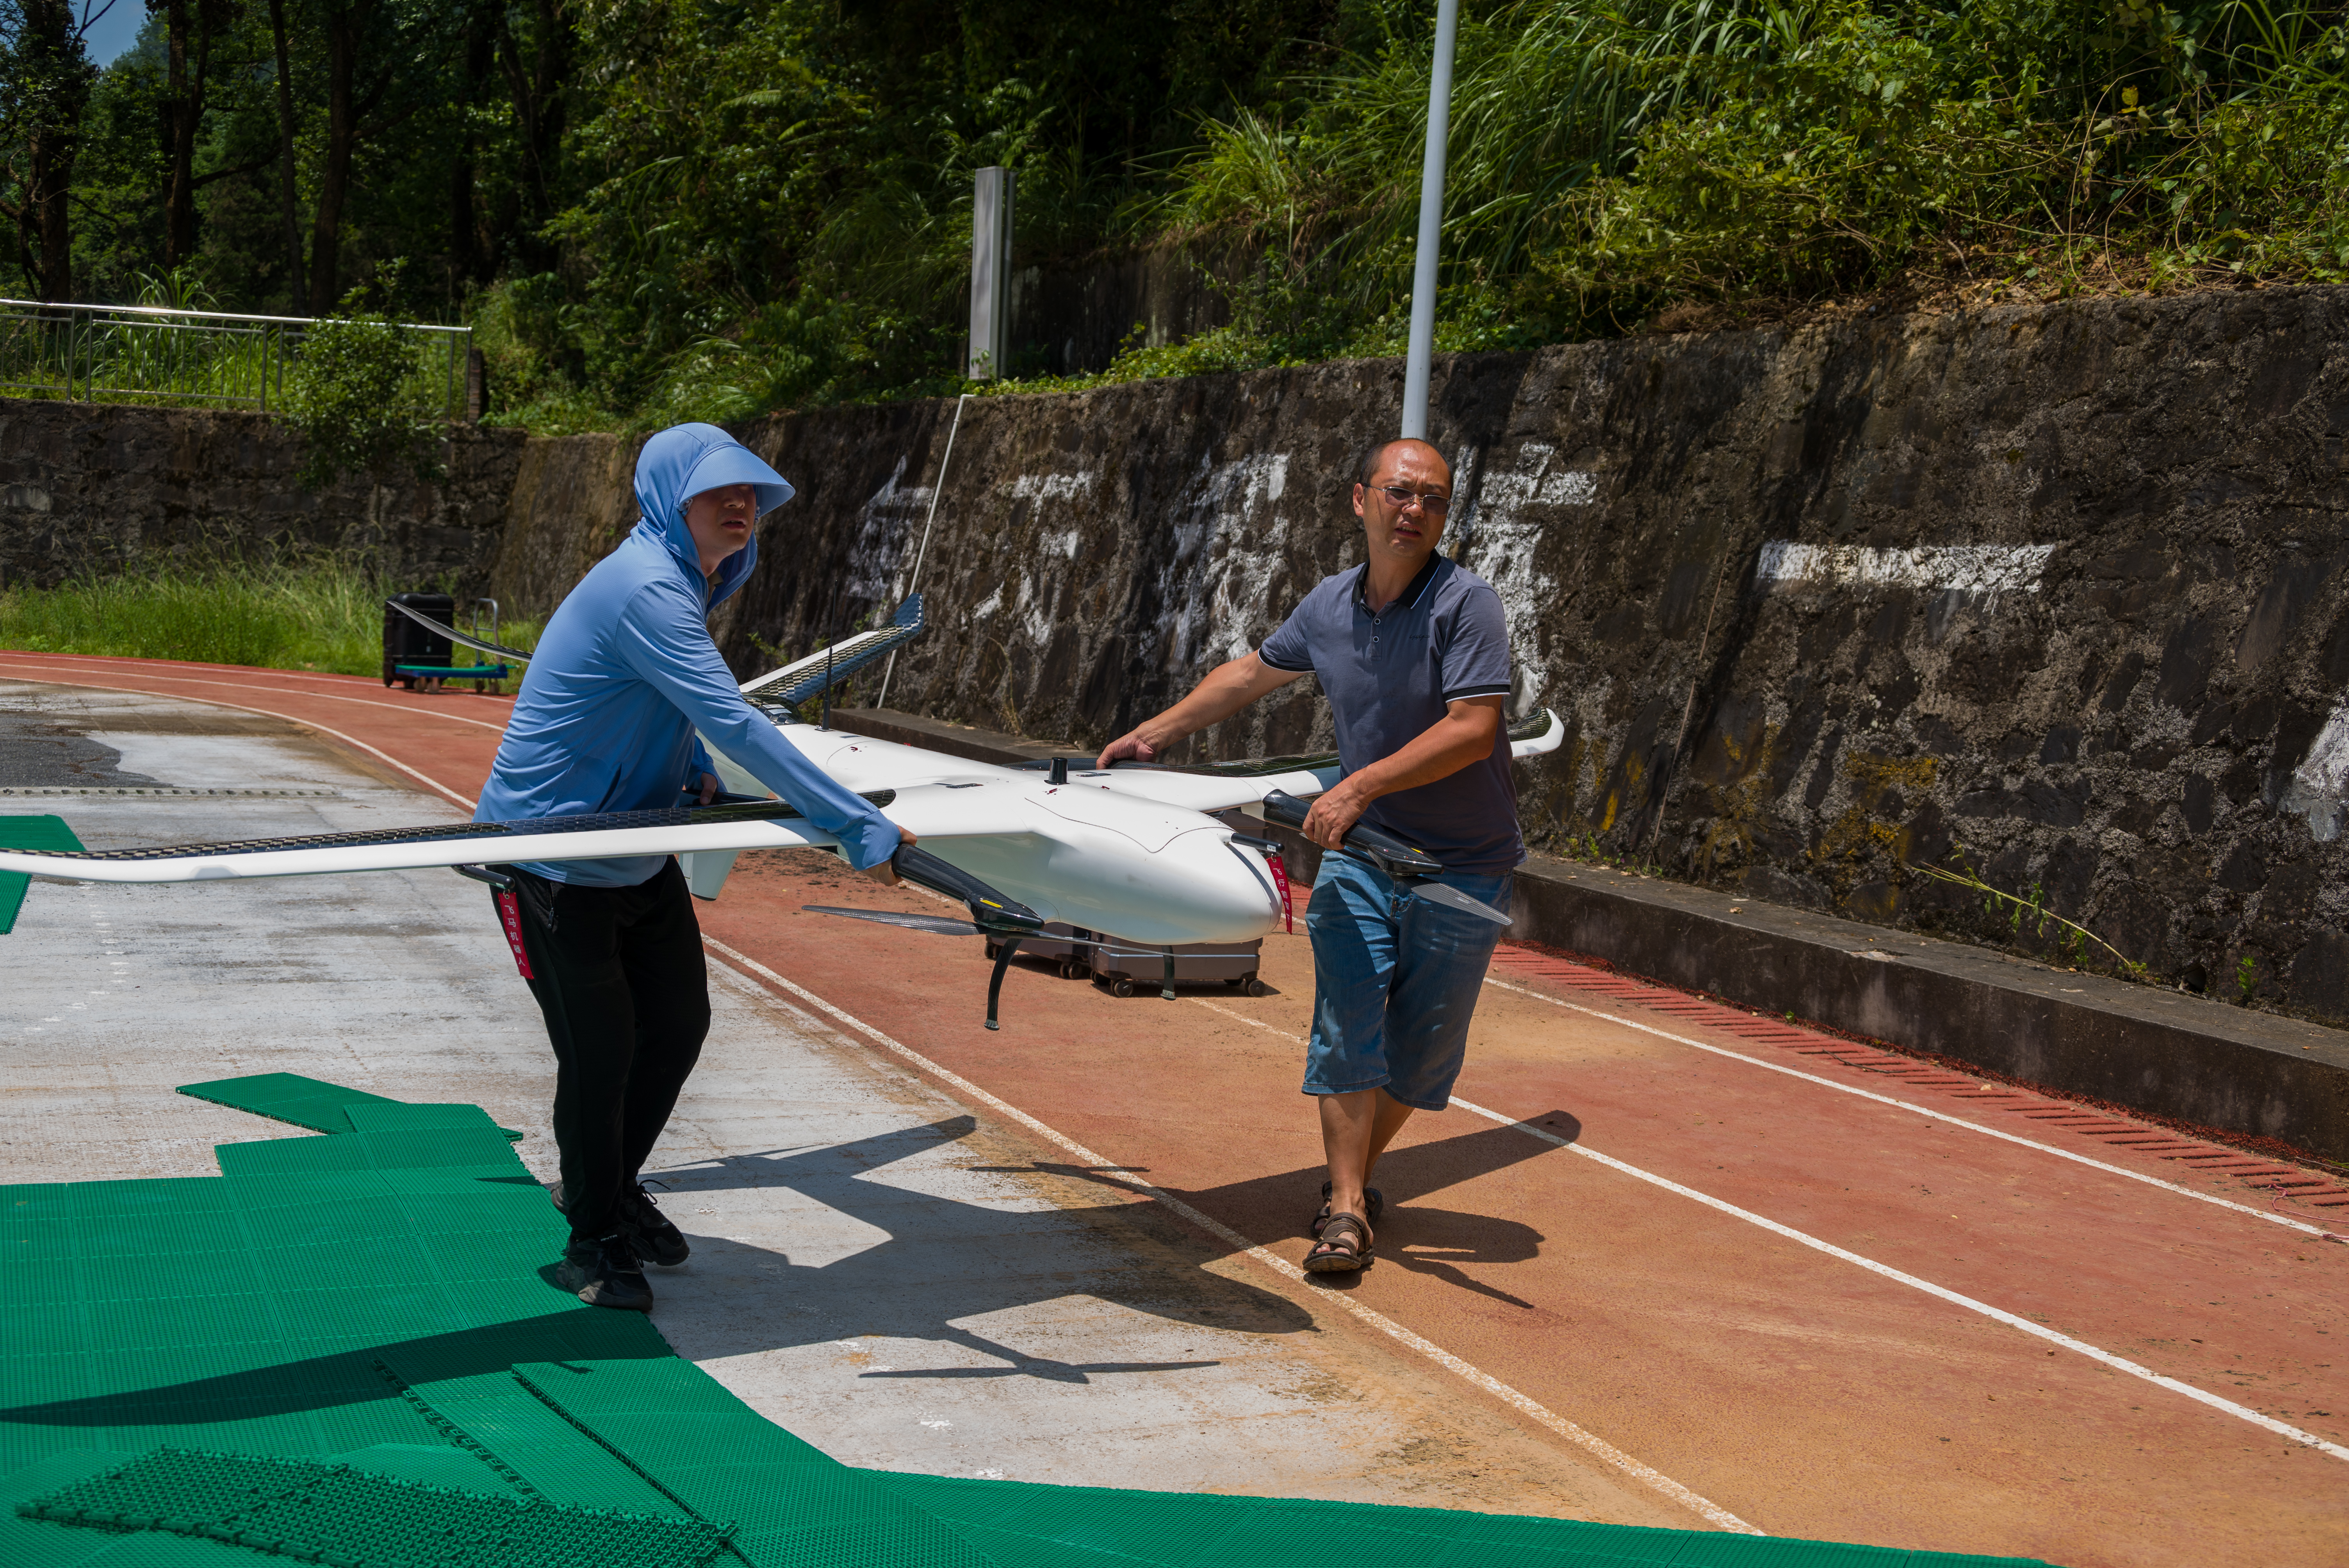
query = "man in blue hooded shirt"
xmin=478 ymin=422 xmax=908 ymax=1311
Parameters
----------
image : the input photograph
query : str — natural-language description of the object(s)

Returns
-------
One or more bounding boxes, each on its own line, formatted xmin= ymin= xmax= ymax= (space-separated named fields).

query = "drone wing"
xmin=1071 ymin=707 xmax=1564 ymax=814
xmin=0 ymin=783 xmax=1035 ymax=887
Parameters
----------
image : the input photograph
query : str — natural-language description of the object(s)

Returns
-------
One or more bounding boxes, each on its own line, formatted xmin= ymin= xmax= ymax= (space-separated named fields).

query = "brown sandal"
xmin=1310 ymin=1183 xmax=1383 ymax=1238
xmin=1303 ymin=1212 xmax=1373 ymax=1272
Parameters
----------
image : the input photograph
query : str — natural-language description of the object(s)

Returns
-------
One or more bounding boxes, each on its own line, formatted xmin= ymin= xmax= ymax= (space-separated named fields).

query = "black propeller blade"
xmin=802 ymin=907 xmax=984 ymax=937
xmin=1259 ymin=789 xmax=1511 ymax=926
xmin=802 ymin=844 xmax=1044 ymax=1030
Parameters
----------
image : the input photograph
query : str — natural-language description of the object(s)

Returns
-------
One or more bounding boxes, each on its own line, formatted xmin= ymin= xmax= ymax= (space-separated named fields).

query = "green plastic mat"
xmin=0 ymin=814 xmax=84 ymax=935
xmin=869 ymin=1476 xmax=2048 ymax=1568
xmin=510 ymin=1358 xmax=992 ymax=1568
xmin=177 ymin=1075 xmax=524 ymax=1142
xmin=0 ymin=1073 xmax=2057 ymax=1568
xmin=174 ymin=1073 xmax=408 ymax=1135
xmin=18 ymin=1447 xmax=731 ymax=1568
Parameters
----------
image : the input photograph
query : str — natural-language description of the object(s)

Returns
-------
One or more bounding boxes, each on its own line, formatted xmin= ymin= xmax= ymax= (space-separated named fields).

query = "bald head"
xmin=1355 ymin=437 xmax=1451 ymax=490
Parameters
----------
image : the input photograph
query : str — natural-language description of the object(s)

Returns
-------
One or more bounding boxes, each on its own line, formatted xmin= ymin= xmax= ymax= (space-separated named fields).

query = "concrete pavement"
xmin=0 ymin=674 xmax=1691 ymax=1525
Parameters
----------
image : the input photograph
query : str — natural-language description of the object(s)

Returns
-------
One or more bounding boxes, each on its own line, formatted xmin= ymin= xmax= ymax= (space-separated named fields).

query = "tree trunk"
xmin=306 ymin=0 xmax=377 ymax=314
xmin=156 ymin=0 xmax=198 ymax=267
xmin=8 ymin=0 xmax=94 ymax=301
xmin=266 ymin=0 xmax=306 ymax=306
xmin=448 ymin=4 xmax=496 ymax=289
xmin=495 ymin=0 xmax=570 ymax=272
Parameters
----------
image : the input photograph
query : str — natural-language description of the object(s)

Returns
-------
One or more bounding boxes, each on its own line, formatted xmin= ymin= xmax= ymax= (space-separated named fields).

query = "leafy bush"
xmin=282 ymin=316 xmax=444 ymax=487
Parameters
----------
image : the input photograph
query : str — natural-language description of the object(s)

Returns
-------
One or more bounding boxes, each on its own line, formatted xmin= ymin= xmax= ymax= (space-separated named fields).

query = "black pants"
xmin=499 ymin=858 xmax=710 ymax=1242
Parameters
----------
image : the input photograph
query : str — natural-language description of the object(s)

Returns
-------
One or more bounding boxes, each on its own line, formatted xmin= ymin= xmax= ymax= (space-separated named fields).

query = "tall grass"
xmin=1135 ymin=0 xmax=2349 ymax=356
xmin=0 ymin=560 xmax=540 ymax=680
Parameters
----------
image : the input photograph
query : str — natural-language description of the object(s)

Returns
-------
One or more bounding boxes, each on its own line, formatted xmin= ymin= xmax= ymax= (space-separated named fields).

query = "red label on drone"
xmin=1267 ymin=852 xmax=1293 ymax=934
xmin=494 ymin=888 xmax=535 ymax=978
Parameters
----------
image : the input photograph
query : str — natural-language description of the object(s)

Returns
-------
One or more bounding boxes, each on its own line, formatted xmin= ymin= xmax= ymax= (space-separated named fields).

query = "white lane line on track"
xmin=0 ymin=650 xmax=512 ymax=698
xmin=0 ymin=673 xmax=480 ymax=811
xmin=698 ymin=936 xmax=1761 ymax=1536
xmin=0 ymin=661 xmax=510 ymax=731
xmin=1478 ymin=974 xmax=2331 ymax=1240
xmin=1185 ymin=996 xmax=2349 ymax=1465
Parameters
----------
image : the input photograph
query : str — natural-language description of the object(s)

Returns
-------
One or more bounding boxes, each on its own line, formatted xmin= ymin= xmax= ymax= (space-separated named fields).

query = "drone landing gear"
xmin=985 ymin=937 xmax=1022 ymax=1031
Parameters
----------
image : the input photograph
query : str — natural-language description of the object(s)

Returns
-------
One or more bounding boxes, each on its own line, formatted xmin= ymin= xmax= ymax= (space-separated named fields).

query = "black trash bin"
xmin=383 ymin=593 xmax=455 ymax=689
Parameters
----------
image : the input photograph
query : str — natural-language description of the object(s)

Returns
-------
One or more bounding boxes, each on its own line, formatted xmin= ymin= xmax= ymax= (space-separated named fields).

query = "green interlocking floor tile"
xmin=0 ymin=814 xmax=83 ymax=934
xmin=21 ymin=1448 xmax=732 ymax=1568
xmin=72 ymin=1534 xmax=294 ymax=1568
xmin=62 ymin=1180 xmax=239 ymax=1225
xmin=0 ymin=1449 xmax=143 ymax=1502
xmin=212 ymin=1137 xmax=369 ymax=1177
xmin=333 ymin=1441 xmax=523 ymax=1495
xmin=10 ymin=1217 xmax=77 ymax=1266
xmin=8 ymin=1314 xmax=96 ymax=1360
xmin=341 ymin=1102 xmax=526 ymax=1143
xmin=175 ymin=1074 xmax=406 ymax=1136
xmin=511 ymin=1364 xmax=993 ymax=1568
xmin=5 ymin=1185 xmax=77 ymax=1222
xmin=1666 ymin=1538 xmax=1895 ymax=1566
xmin=375 ymin=1368 xmax=686 ymax=1516
xmin=510 ymin=1357 xmax=798 ymax=1418
xmin=3 ymin=1098 xmax=2054 ymax=1568
xmin=918 ymin=1521 xmax=1150 ymax=1568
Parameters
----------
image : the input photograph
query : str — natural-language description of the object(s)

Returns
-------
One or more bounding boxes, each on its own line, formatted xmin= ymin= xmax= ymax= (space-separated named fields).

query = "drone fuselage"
xmin=748 ymin=726 xmax=1291 ymax=949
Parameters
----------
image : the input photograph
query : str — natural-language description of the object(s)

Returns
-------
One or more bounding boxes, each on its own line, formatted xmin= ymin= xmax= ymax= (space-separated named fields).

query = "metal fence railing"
xmin=0 ymin=299 xmax=472 ymax=417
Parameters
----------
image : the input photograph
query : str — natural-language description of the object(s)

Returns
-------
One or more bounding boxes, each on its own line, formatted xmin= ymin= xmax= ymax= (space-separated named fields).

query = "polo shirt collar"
xmin=1354 ymin=553 xmax=1444 ymax=615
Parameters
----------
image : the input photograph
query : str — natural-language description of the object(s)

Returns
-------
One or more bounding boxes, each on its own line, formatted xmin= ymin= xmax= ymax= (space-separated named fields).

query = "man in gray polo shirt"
xmin=1097 ymin=437 xmax=1518 ymax=1273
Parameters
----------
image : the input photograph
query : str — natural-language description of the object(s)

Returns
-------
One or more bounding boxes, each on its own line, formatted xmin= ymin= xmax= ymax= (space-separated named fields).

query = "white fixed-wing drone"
xmin=0 ymin=596 xmax=1562 ymax=1026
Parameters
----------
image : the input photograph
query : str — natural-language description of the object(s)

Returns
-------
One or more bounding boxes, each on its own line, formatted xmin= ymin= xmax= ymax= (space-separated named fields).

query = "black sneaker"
xmin=618 ymin=1184 xmax=690 ymax=1267
xmin=556 ymin=1232 xmax=653 ymax=1311
xmin=550 ymin=1181 xmax=690 ymax=1266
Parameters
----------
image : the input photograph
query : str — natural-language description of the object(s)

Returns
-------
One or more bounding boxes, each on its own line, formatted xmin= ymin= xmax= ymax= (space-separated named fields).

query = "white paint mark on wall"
xmin=2282 ymin=695 xmax=2349 ymax=841
xmin=1757 ymin=542 xmax=2059 ymax=594
xmin=849 ymin=456 xmax=935 ymax=599
xmin=1472 ymin=444 xmax=1597 ymax=521
xmin=1453 ymin=442 xmax=1593 ymax=707
xmin=1008 ymin=472 xmax=1096 ymax=506
xmin=1156 ymin=453 xmax=1294 ymax=673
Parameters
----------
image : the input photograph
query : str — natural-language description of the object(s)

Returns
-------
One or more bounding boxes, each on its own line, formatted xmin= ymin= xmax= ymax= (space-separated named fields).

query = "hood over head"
xmin=631 ymin=422 xmax=795 ymax=606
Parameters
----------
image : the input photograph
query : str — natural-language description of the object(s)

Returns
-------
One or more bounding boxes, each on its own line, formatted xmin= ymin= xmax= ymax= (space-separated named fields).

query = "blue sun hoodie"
xmin=474 ymin=422 xmax=900 ymax=886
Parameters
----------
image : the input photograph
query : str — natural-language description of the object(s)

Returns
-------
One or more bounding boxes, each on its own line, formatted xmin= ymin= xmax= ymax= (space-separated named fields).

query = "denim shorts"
xmin=1303 ymin=853 xmax=1513 ymax=1112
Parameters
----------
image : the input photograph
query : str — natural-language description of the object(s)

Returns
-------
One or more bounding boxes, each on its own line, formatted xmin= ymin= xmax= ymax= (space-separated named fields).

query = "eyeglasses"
xmin=1368 ymin=483 xmax=1451 ymax=516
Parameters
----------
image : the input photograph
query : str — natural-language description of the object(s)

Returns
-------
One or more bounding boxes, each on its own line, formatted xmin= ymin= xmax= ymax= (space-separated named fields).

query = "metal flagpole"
xmin=875 ymin=391 xmax=970 ymax=711
xmin=1400 ymin=0 xmax=1461 ymax=441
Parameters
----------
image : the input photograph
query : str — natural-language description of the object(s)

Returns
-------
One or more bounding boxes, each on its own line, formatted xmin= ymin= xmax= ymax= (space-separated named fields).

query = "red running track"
xmin=6 ymin=651 xmax=2345 ymax=1566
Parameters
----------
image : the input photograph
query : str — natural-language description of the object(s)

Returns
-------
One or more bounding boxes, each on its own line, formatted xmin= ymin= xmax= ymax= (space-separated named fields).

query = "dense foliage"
xmin=3 ymin=0 xmax=2344 ymax=429
xmin=280 ymin=311 xmax=442 ymax=483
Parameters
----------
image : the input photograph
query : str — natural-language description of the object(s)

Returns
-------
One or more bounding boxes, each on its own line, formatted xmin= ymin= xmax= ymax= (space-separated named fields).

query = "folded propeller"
xmin=1258 ymin=790 xmax=1512 ymax=927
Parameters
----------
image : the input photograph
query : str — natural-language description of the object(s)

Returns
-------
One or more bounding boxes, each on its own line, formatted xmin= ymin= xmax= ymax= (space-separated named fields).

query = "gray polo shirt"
xmin=1258 ymin=554 xmax=1522 ymax=875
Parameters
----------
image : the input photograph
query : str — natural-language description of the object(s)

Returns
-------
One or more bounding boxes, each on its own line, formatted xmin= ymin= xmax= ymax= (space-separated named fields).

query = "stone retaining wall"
xmin=0 ymin=400 xmax=524 ymax=589
xmin=13 ymin=286 xmax=2349 ymax=1031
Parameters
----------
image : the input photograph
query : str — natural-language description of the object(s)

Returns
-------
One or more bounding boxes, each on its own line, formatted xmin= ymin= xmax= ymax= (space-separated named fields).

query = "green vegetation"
xmin=5 ymin=1 xmax=2346 ymax=428
xmin=0 ymin=559 xmax=540 ymax=678
xmin=1909 ymin=842 xmax=2150 ymax=980
xmin=281 ymin=311 xmax=445 ymax=485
